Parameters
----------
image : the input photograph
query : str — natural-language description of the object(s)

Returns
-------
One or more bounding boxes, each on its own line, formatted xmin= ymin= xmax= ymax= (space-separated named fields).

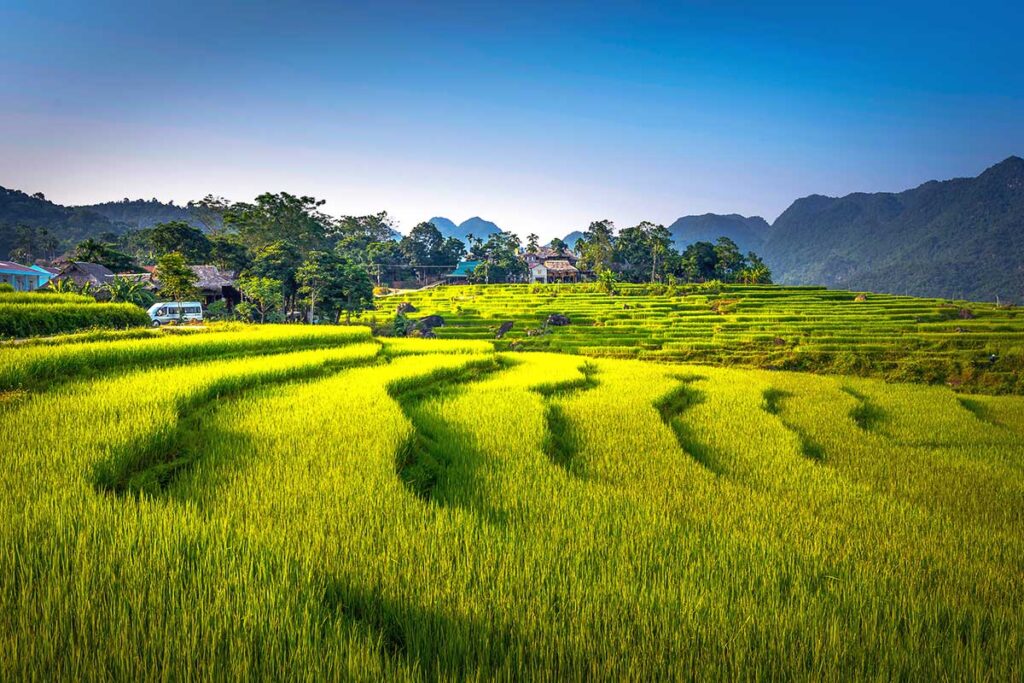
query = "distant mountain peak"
xmin=426 ymin=216 xmax=502 ymax=243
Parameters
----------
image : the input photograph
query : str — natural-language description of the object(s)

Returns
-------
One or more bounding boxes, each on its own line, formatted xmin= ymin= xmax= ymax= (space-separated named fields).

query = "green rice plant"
xmin=1 ymin=329 xmax=1022 ymax=679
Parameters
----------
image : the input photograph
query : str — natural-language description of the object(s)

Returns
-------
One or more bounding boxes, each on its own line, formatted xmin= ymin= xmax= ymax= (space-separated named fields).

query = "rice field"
xmin=1 ymin=324 xmax=1022 ymax=679
xmin=0 ymin=290 xmax=150 ymax=338
xmin=384 ymin=284 xmax=1024 ymax=393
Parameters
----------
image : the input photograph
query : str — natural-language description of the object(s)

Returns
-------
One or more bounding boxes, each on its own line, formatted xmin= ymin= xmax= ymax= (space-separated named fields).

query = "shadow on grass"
xmin=761 ymin=387 xmax=825 ymax=462
xmin=839 ymin=385 xmax=886 ymax=432
xmin=531 ymin=362 xmax=599 ymax=475
xmin=91 ymin=354 xmax=383 ymax=497
xmin=653 ymin=374 xmax=720 ymax=473
xmin=387 ymin=357 xmax=515 ymax=521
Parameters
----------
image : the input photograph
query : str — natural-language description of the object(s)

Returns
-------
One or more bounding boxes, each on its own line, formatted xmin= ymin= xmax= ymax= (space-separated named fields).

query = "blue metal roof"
xmin=448 ymin=260 xmax=481 ymax=278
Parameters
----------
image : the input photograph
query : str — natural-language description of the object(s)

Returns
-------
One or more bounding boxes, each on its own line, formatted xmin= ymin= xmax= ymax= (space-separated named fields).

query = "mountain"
xmin=560 ymin=231 xmax=585 ymax=248
xmin=0 ymin=187 xmax=123 ymax=258
xmin=428 ymin=216 xmax=502 ymax=243
xmin=75 ymin=198 xmax=199 ymax=229
xmin=762 ymin=156 xmax=1024 ymax=302
xmin=667 ymin=214 xmax=770 ymax=253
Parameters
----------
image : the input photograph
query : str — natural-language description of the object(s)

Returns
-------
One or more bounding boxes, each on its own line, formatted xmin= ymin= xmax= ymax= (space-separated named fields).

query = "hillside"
xmin=428 ymin=216 xmax=501 ymax=243
xmin=76 ymin=198 xmax=199 ymax=229
xmin=0 ymin=187 xmax=121 ymax=257
xmin=667 ymin=213 xmax=770 ymax=252
xmin=0 ymin=187 xmax=204 ymax=258
xmin=763 ymin=156 xmax=1024 ymax=302
xmin=387 ymin=283 xmax=1024 ymax=394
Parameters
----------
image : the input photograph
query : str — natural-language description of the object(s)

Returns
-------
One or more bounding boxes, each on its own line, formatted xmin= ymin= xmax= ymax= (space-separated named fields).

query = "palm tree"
xmin=104 ymin=275 xmax=154 ymax=306
xmin=74 ymin=238 xmax=107 ymax=263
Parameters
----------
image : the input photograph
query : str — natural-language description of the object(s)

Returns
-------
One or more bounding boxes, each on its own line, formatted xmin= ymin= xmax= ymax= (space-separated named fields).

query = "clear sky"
xmin=1 ymin=1 xmax=1022 ymax=239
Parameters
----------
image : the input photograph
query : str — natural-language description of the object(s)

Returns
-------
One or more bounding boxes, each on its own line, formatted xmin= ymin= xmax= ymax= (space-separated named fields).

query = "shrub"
xmin=0 ymin=303 xmax=151 ymax=339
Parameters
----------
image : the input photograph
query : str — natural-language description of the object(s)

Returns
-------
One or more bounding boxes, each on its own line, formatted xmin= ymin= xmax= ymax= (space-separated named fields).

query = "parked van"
xmin=147 ymin=301 xmax=203 ymax=326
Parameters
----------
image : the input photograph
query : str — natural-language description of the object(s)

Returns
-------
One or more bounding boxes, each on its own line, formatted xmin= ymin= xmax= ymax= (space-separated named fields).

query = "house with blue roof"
xmin=445 ymin=260 xmax=481 ymax=283
xmin=0 ymin=261 xmax=52 ymax=291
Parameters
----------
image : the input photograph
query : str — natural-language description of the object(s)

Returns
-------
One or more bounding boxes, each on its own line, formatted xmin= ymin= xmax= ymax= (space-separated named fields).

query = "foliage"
xmin=73 ymin=238 xmax=135 ymax=272
xmin=155 ymin=252 xmax=199 ymax=305
xmin=237 ymin=276 xmax=284 ymax=323
xmin=103 ymin=275 xmax=155 ymax=307
xmin=466 ymin=231 xmax=525 ymax=283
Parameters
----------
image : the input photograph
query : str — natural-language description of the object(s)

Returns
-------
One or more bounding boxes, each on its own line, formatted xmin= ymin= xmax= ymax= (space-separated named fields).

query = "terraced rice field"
xmin=0 ymin=290 xmax=150 ymax=338
xmin=2 ymin=325 xmax=1022 ymax=679
xmin=384 ymin=284 xmax=1024 ymax=392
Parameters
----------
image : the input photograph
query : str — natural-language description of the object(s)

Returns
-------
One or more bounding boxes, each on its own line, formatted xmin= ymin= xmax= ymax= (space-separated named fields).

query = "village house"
xmin=0 ymin=261 xmax=52 ymax=291
xmin=445 ymin=260 xmax=482 ymax=284
xmin=136 ymin=264 xmax=240 ymax=306
xmin=55 ymin=261 xmax=115 ymax=289
xmin=524 ymin=247 xmax=580 ymax=284
xmin=190 ymin=265 xmax=240 ymax=306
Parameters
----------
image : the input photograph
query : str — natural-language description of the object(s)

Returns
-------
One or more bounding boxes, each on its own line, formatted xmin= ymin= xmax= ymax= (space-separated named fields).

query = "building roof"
xmin=448 ymin=260 xmax=482 ymax=278
xmin=190 ymin=265 xmax=235 ymax=290
xmin=541 ymin=259 xmax=579 ymax=277
xmin=0 ymin=261 xmax=40 ymax=275
xmin=526 ymin=247 xmax=576 ymax=263
xmin=60 ymin=261 xmax=115 ymax=283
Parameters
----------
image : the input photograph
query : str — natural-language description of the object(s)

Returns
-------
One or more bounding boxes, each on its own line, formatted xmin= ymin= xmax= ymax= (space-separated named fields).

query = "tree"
xmin=526 ymin=233 xmax=540 ymax=253
xmin=247 ymin=240 xmax=302 ymax=312
xmin=399 ymin=222 xmax=464 ymax=282
xmin=147 ymin=221 xmax=211 ymax=263
xmin=74 ymin=239 xmax=135 ymax=272
xmin=155 ymin=252 xmax=199 ymax=316
xmin=225 ymin=192 xmax=331 ymax=254
xmin=713 ymin=237 xmax=746 ymax=282
xmin=575 ymin=220 xmax=616 ymax=273
xmin=597 ymin=268 xmax=618 ymax=295
xmin=104 ymin=275 xmax=155 ymax=307
xmin=334 ymin=258 xmax=375 ymax=323
xmin=237 ymin=276 xmax=283 ymax=323
xmin=549 ymin=237 xmax=568 ymax=255
xmin=647 ymin=224 xmax=673 ymax=283
xmin=739 ymin=252 xmax=773 ymax=284
xmin=467 ymin=231 xmax=525 ymax=283
xmin=209 ymin=233 xmax=252 ymax=273
xmin=187 ymin=195 xmax=232 ymax=234
xmin=296 ymin=251 xmax=335 ymax=323
xmin=679 ymin=241 xmax=718 ymax=282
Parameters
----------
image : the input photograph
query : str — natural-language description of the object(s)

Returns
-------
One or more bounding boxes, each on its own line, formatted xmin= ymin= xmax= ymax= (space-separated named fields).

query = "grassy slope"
xmin=381 ymin=283 xmax=1024 ymax=393
xmin=1 ymin=328 xmax=1022 ymax=679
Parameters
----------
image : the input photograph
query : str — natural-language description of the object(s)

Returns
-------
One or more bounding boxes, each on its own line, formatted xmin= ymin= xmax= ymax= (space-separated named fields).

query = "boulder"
xmin=396 ymin=301 xmax=418 ymax=314
xmin=495 ymin=321 xmax=514 ymax=339
xmin=958 ymin=308 xmax=975 ymax=319
xmin=546 ymin=313 xmax=571 ymax=327
xmin=418 ymin=315 xmax=445 ymax=329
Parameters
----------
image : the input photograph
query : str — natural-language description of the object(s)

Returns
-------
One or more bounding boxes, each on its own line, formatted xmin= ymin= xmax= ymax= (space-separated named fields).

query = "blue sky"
xmin=1 ymin=0 xmax=1021 ymax=239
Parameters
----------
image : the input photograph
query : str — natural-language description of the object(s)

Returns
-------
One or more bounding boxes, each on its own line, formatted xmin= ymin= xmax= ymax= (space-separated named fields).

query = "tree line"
xmin=10 ymin=193 xmax=772 ymax=323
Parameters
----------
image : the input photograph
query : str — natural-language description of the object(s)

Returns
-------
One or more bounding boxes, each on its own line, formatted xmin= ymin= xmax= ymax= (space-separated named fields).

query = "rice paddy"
xmin=1 ymin=324 xmax=1022 ymax=679
xmin=384 ymin=284 xmax=1024 ymax=393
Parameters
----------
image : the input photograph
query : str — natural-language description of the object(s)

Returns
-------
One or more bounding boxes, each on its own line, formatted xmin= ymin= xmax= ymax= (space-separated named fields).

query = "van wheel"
xmin=151 ymin=320 xmax=162 ymax=327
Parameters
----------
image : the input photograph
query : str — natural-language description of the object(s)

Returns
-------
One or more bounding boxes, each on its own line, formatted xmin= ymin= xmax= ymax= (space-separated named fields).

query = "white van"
xmin=147 ymin=301 xmax=203 ymax=326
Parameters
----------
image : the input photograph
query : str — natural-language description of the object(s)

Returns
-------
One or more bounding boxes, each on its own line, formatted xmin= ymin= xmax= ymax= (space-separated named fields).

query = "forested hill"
xmin=667 ymin=214 xmax=770 ymax=253
xmin=0 ymin=188 xmax=208 ymax=258
xmin=0 ymin=187 xmax=121 ymax=258
xmin=75 ymin=198 xmax=197 ymax=229
xmin=762 ymin=156 xmax=1024 ymax=303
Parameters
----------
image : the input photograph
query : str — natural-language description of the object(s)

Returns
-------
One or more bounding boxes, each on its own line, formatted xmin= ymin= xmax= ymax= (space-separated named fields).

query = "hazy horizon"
xmin=2 ymin=1 xmax=1022 ymax=240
